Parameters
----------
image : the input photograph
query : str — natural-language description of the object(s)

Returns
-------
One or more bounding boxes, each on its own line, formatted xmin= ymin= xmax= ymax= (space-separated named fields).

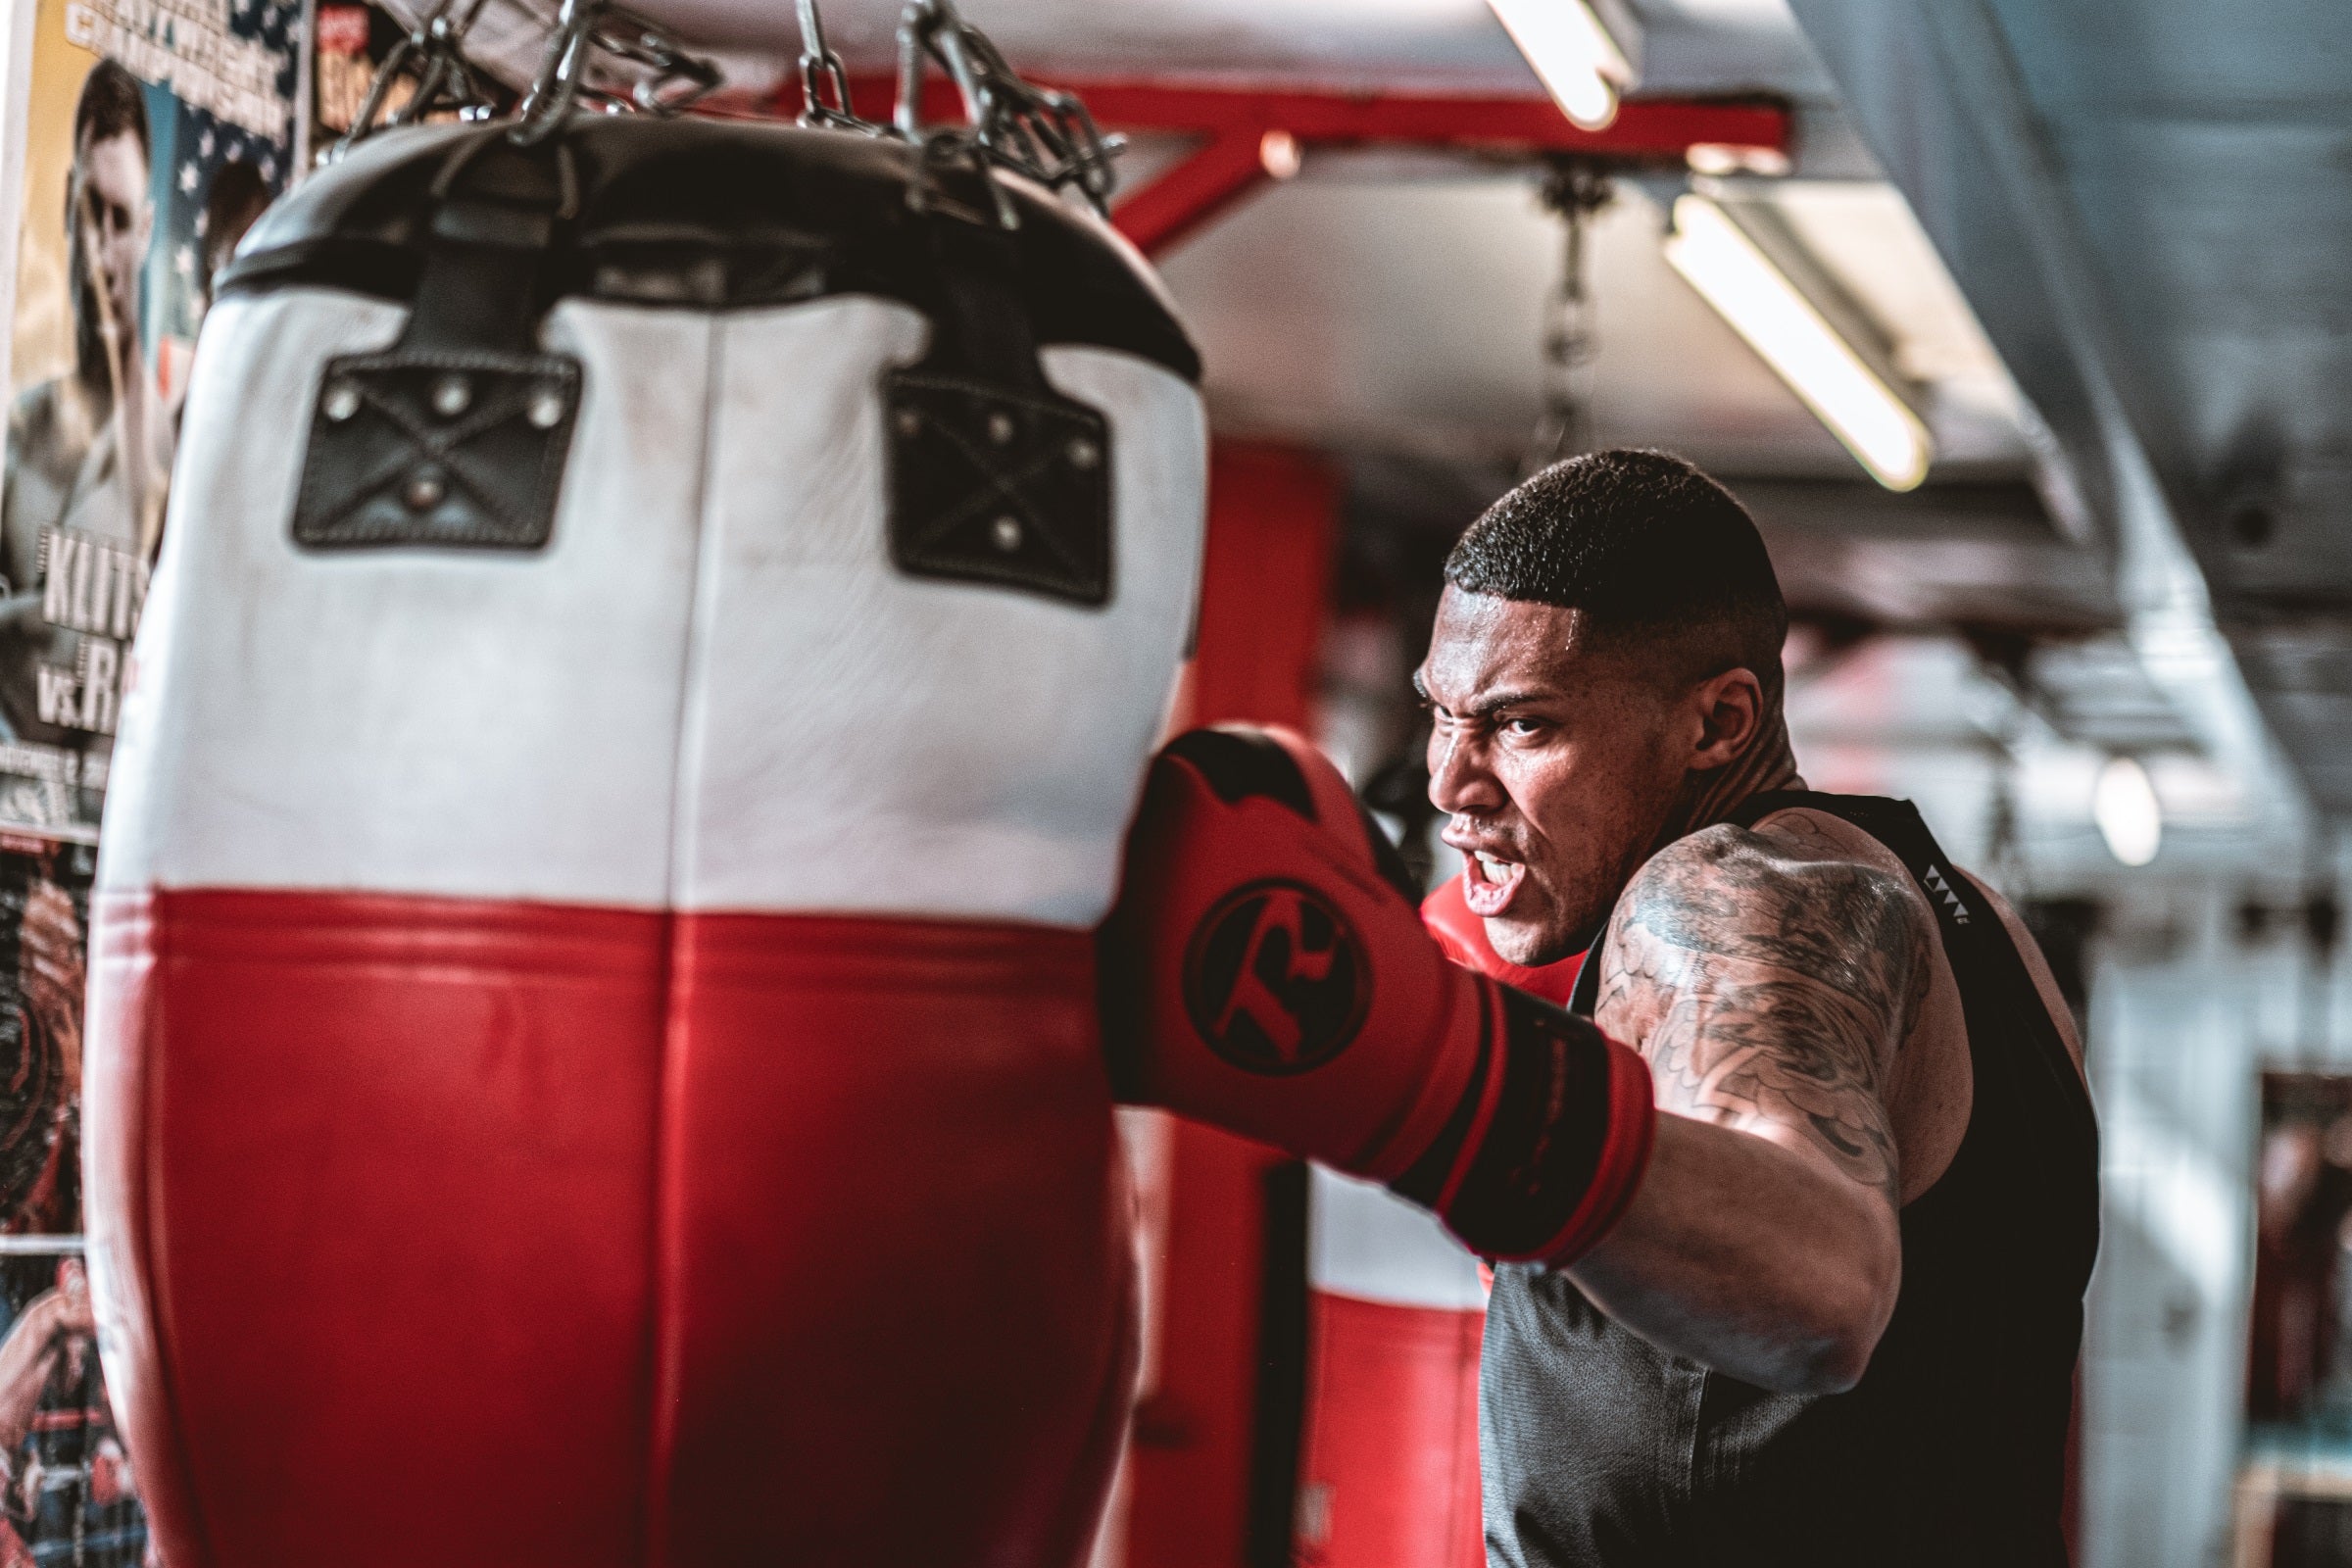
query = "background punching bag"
xmin=82 ymin=117 xmax=1204 ymax=1567
xmin=1295 ymin=1171 xmax=1488 ymax=1568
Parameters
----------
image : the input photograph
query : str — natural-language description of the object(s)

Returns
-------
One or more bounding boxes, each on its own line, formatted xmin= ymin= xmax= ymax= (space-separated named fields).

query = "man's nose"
xmin=1427 ymin=726 xmax=1505 ymax=816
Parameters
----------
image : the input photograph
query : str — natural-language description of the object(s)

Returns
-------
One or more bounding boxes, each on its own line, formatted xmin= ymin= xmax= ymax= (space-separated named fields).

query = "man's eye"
xmin=1503 ymin=716 xmax=1545 ymax=737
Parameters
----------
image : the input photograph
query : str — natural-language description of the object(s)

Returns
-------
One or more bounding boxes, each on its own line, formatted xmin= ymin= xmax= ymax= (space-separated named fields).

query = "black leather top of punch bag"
xmin=220 ymin=117 xmax=1200 ymax=385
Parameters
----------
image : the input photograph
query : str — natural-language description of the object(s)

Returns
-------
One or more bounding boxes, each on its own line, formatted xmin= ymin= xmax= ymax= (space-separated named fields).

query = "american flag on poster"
xmin=144 ymin=0 xmax=302 ymax=356
xmin=64 ymin=0 xmax=296 ymax=138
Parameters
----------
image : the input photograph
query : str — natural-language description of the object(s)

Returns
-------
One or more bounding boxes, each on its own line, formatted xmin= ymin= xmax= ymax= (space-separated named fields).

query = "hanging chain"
xmin=338 ymin=0 xmax=1113 ymax=215
xmin=582 ymin=8 xmax=724 ymax=115
xmin=508 ymin=0 xmax=598 ymax=143
xmin=1984 ymin=714 xmax=2029 ymax=900
xmin=795 ymin=0 xmax=865 ymax=130
xmin=793 ymin=0 xmax=1123 ymax=216
xmin=512 ymin=0 xmax=719 ymax=144
xmin=335 ymin=0 xmax=720 ymax=154
xmin=899 ymin=0 xmax=1121 ymax=215
xmin=1524 ymin=160 xmax=1614 ymax=477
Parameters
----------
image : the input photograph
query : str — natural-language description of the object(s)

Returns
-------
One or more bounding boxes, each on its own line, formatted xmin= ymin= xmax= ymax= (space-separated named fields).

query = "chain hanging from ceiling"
xmin=1524 ymin=159 xmax=1615 ymax=477
xmin=337 ymin=0 xmax=1120 ymax=219
xmin=509 ymin=0 xmax=724 ymax=142
xmin=794 ymin=0 xmax=864 ymax=131
xmin=795 ymin=0 xmax=1123 ymax=216
xmin=334 ymin=0 xmax=721 ymax=156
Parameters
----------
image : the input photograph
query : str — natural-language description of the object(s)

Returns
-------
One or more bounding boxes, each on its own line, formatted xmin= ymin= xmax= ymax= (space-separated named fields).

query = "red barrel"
xmin=1295 ymin=1170 xmax=1488 ymax=1568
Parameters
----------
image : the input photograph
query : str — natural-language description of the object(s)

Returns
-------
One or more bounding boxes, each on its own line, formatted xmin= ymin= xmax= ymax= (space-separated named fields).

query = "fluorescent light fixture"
xmin=2093 ymin=755 xmax=2162 ymax=867
xmin=1662 ymin=193 xmax=1934 ymax=492
xmin=1488 ymin=0 xmax=1630 ymax=131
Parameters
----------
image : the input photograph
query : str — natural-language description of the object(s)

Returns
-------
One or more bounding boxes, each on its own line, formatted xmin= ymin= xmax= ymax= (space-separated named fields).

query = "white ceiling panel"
xmin=1161 ymin=171 xmax=2031 ymax=479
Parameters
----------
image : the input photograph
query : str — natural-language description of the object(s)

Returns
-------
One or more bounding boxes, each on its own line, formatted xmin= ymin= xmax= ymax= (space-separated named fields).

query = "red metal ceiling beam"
xmin=760 ymin=75 xmax=1791 ymax=257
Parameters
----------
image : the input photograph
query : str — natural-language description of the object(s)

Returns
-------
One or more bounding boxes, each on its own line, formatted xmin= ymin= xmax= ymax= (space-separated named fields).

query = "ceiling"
xmin=1785 ymin=0 xmax=2352 ymax=812
xmin=379 ymin=0 xmax=2338 ymax=842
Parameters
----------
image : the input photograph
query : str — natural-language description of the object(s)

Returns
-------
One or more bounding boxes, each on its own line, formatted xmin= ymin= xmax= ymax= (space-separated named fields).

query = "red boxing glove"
xmin=1100 ymin=726 xmax=1655 ymax=1266
xmin=1421 ymin=872 xmax=1586 ymax=1009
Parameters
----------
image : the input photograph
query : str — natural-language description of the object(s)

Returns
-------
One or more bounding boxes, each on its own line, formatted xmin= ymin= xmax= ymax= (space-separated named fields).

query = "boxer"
xmin=1107 ymin=450 xmax=2096 ymax=1566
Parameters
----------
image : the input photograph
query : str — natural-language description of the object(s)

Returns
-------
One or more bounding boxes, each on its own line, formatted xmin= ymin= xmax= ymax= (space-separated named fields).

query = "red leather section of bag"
xmin=86 ymin=890 xmax=1131 ymax=1568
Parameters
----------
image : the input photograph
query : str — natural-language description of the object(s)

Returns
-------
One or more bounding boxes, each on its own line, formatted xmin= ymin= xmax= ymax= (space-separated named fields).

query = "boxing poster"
xmin=311 ymin=1 xmax=416 ymax=151
xmin=0 ymin=837 xmax=139 ymax=1565
xmin=0 ymin=0 xmax=296 ymax=1555
xmin=0 ymin=0 xmax=296 ymax=843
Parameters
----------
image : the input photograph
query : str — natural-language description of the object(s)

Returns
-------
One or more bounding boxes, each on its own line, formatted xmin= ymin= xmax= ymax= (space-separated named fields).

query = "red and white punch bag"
xmin=1295 ymin=1173 xmax=1488 ymax=1568
xmin=83 ymin=116 xmax=1204 ymax=1567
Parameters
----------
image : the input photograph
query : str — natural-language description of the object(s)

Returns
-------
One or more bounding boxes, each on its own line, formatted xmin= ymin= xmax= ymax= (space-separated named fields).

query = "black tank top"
xmin=1481 ymin=793 xmax=2099 ymax=1567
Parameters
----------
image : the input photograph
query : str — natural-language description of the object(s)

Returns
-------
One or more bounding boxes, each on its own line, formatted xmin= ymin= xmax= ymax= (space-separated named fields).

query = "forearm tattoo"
xmin=1593 ymin=819 xmax=1932 ymax=1203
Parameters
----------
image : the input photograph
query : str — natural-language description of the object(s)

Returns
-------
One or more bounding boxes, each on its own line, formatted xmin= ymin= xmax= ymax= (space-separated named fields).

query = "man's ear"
xmin=1689 ymin=666 xmax=1764 ymax=771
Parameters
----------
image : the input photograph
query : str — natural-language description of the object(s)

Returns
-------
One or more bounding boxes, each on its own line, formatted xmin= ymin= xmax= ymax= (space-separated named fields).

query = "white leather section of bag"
xmin=1308 ymin=1166 xmax=1490 ymax=1312
xmin=100 ymin=290 xmax=1205 ymax=925
xmin=99 ymin=289 xmax=711 ymax=906
xmin=674 ymin=299 xmax=1207 ymax=925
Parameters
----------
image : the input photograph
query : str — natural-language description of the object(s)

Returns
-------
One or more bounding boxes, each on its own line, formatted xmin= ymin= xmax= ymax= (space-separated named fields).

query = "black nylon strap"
xmin=882 ymin=152 xmax=1114 ymax=609
xmin=1430 ymin=987 xmax=1618 ymax=1258
xmin=1389 ymin=981 xmax=1621 ymax=1260
xmin=1390 ymin=986 xmax=1494 ymax=1208
xmin=400 ymin=135 xmax=577 ymax=355
xmin=288 ymin=130 xmax=582 ymax=554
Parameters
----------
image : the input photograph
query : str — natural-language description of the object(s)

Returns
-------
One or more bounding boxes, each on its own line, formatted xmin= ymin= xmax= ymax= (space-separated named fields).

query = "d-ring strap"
xmin=882 ymin=152 xmax=1115 ymax=608
xmin=289 ymin=131 xmax=585 ymax=553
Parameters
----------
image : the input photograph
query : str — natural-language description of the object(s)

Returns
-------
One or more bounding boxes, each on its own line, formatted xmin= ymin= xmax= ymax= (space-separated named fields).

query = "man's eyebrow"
xmin=1464 ymin=688 xmax=1554 ymax=718
xmin=1421 ymin=685 xmax=1556 ymax=719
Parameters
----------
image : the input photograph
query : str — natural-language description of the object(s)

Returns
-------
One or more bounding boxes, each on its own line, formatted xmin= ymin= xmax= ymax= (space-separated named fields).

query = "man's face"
xmin=1416 ymin=586 xmax=1690 ymax=967
xmin=74 ymin=131 xmax=150 ymax=343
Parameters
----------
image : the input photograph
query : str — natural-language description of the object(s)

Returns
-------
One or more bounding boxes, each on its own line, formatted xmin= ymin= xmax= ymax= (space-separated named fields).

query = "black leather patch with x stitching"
xmin=291 ymin=349 xmax=583 ymax=552
xmin=884 ymin=368 xmax=1112 ymax=609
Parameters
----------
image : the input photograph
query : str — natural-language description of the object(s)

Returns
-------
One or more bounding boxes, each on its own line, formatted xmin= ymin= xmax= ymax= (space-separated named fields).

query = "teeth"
xmin=1477 ymin=852 xmax=1506 ymax=870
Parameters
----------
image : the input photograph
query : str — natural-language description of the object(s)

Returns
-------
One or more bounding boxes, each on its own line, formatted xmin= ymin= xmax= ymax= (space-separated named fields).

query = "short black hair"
xmin=74 ymin=60 xmax=149 ymax=162
xmin=1445 ymin=449 xmax=1787 ymax=694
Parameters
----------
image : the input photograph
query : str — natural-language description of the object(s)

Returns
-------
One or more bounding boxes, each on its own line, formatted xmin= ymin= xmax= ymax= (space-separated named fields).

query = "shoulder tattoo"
xmin=1593 ymin=823 xmax=1934 ymax=1203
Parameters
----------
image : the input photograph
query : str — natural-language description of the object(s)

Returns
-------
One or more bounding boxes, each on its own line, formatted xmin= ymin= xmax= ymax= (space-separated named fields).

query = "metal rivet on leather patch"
xmin=1067 ymin=438 xmax=1101 ymax=470
xmin=894 ymin=409 xmax=923 ymax=438
xmin=987 ymin=411 xmax=1018 ymax=446
xmin=403 ymin=468 xmax=449 ymax=512
xmin=321 ymin=382 xmax=361 ymax=422
xmin=431 ymin=374 xmax=473 ymax=417
xmin=991 ymin=515 xmax=1023 ymax=553
xmin=526 ymin=386 xmax=568 ymax=430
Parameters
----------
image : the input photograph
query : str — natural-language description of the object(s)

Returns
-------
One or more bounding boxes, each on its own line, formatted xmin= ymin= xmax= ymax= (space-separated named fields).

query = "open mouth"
xmin=1461 ymin=849 xmax=1528 ymax=918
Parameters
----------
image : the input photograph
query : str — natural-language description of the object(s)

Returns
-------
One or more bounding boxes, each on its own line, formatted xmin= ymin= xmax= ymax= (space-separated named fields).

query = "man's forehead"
xmin=1418 ymin=588 xmax=1594 ymax=699
xmin=82 ymin=133 xmax=147 ymax=184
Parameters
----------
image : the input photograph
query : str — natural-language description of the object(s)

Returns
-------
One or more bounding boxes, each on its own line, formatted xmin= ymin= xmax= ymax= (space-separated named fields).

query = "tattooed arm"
xmin=1567 ymin=816 xmax=1932 ymax=1395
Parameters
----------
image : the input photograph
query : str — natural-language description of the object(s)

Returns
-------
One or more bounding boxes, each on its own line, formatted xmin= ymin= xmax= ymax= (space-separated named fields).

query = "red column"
xmin=1122 ymin=441 xmax=1340 ymax=1568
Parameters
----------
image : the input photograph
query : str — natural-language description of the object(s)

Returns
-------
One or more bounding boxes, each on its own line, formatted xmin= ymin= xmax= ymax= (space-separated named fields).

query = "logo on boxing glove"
xmin=1183 ymin=879 xmax=1368 ymax=1075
